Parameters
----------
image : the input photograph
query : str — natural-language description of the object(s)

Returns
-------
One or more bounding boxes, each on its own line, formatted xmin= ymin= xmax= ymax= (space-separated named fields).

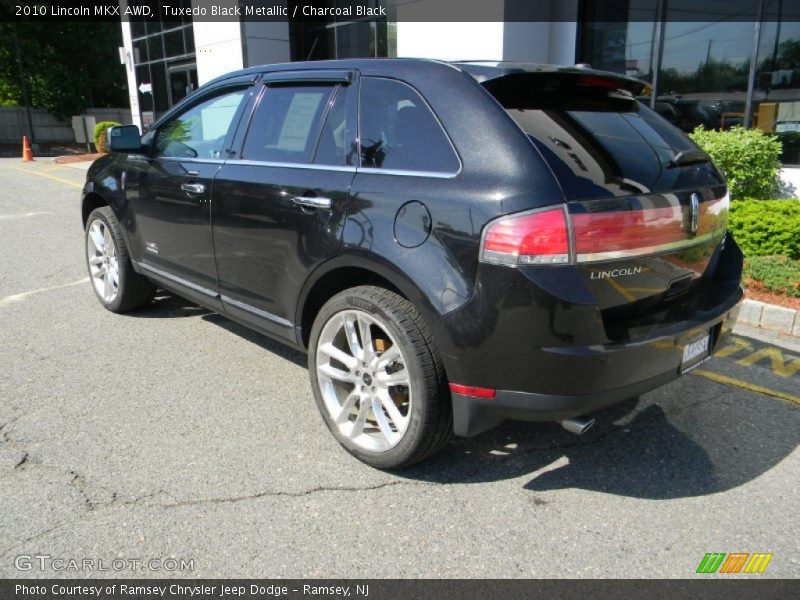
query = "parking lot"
xmin=0 ymin=157 xmax=798 ymax=578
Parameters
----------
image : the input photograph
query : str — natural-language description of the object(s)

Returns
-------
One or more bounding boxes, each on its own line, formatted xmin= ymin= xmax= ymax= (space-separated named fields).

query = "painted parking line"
xmin=0 ymin=278 xmax=89 ymax=308
xmin=714 ymin=335 xmax=800 ymax=378
xmin=0 ymin=211 xmax=53 ymax=221
xmin=692 ymin=369 xmax=800 ymax=406
xmin=1 ymin=165 xmax=83 ymax=189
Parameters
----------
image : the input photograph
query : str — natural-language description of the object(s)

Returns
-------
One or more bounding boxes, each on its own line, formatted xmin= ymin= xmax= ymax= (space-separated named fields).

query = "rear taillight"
xmin=479 ymin=194 xmax=729 ymax=266
xmin=480 ymin=207 xmax=569 ymax=266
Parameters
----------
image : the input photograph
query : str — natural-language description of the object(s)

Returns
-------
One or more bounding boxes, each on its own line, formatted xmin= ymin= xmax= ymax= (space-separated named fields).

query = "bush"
xmin=729 ymin=199 xmax=800 ymax=259
xmin=689 ymin=126 xmax=782 ymax=199
xmin=744 ymin=256 xmax=800 ymax=298
xmin=93 ymin=120 xmax=121 ymax=153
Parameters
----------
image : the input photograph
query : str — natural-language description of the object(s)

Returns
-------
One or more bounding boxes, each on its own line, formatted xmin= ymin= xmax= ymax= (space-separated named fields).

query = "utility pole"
xmin=744 ymin=0 xmax=766 ymax=128
xmin=13 ymin=23 xmax=37 ymax=148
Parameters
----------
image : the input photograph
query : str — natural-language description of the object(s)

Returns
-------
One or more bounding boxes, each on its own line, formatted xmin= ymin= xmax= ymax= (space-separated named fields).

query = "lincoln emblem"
xmin=689 ymin=193 xmax=700 ymax=234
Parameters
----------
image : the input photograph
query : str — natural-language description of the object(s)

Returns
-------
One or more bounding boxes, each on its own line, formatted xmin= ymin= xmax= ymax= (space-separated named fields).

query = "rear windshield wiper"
xmin=669 ymin=149 xmax=710 ymax=168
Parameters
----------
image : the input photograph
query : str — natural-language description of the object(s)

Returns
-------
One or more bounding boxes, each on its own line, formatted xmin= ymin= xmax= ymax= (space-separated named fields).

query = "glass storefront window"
xmin=147 ymin=35 xmax=165 ymax=62
xmin=164 ymin=29 xmax=186 ymax=58
xmin=755 ymin=14 xmax=800 ymax=164
xmin=133 ymin=38 xmax=148 ymax=64
xmin=289 ymin=0 xmax=397 ymax=62
xmin=579 ymin=0 xmax=659 ymax=81
xmin=657 ymin=11 xmax=757 ymax=132
xmin=184 ymin=26 xmax=195 ymax=54
xmin=130 ymin=18 xmax=146 ymax=39
xmin=131 ymin=21 xmax=196 ymax=125
xmin=580 ymin=0 xmax=760 ymax=131
xmin=150 ymin=61 xmax=170 ymax=116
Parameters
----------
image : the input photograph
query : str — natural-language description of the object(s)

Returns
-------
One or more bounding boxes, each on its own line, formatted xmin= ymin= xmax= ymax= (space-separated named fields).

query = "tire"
xmin=309 ymin=286 xmax=452 ymax=469
xmin=85 ymin=206 xmax=155 ymax=313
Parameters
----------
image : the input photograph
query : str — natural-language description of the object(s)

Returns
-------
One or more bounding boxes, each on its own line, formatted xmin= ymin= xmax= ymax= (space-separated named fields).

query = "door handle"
xmin=291 ymin=196 xmax=332 ymax=210
xmin=181 ymin=182 xmax=206 ymax=194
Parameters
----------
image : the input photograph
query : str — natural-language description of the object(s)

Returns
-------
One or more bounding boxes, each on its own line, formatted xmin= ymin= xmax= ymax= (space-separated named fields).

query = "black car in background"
xmin=81 ymin=59 xmax=743 ymax=468
xmin=652 ymin=97 xmax=746 ymax=131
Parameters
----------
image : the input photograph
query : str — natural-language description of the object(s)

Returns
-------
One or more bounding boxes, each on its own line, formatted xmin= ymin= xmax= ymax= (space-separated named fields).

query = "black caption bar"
xmin=1 ymin=580 xmax=799 ymax=600
xmin=2 ymin=0 xmax=800 ymax=22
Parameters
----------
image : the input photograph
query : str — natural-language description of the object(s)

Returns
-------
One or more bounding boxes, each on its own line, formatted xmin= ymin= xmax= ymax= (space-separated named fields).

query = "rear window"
xmin=483 ymin=73 xmax=723 ymax=200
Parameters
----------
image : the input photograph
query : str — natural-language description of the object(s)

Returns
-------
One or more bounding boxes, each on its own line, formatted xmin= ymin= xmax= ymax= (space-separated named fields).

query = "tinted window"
xmin=484 ymin=73 xmax=723 ymax=200
xmin=242 ymin=85 xmax=335 ymax=163
xmin=359 ymin=77 xmax=459 ymax=173
xmin=155 ymin=89 xmax=247 ymax=159
xmin=313 ymin=86 xmax=355 ymax=166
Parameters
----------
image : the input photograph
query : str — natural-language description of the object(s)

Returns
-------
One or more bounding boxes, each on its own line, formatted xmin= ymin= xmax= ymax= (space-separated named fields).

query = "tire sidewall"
xmin=85 ymin=207 xmax=127 ymax=313
xmin=309 ymin=288 xmax=432 ymax=469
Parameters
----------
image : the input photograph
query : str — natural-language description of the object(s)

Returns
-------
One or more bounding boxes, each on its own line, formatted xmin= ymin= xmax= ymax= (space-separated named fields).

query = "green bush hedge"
xmin=729 ymin=199 xmax=800 ymax=259
xmin=744 ymin=256 xmax=800 ymax=298
xmin=93 ymin=120 xmax=121 ymax=153
xmin=689 ymin=126 xmax=782 ymax=199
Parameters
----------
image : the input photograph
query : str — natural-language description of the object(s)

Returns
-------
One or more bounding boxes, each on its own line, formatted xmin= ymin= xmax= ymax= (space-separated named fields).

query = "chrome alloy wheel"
xmin=86 ymin=218 xmax=119 ymax=303
xmin=316 ymin=309 xmax=412 ymax=452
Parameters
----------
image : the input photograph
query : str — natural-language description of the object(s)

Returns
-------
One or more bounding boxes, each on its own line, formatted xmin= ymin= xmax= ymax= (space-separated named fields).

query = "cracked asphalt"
xmin=0 ymin=158 xmax=798 ymax=579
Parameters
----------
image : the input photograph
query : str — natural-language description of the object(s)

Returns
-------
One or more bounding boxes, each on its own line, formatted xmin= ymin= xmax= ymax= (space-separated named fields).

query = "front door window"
xmin=155 ymin=89 xmax=247 ymax=160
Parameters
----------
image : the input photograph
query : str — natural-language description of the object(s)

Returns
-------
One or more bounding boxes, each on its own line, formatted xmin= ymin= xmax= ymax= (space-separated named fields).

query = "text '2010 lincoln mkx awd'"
xmin=81 ymin=59 xmax=742 ymax=468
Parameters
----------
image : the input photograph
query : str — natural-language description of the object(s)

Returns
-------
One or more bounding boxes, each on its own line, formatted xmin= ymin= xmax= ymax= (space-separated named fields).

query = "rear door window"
xmin=313 ymin=86 xmax=356 ymax=166
xmin=359 ymin=77 xmax=459 ymax=174
xmin=242 ymin=85 xmax=336 ymax=164
xmin=483 ymin=73 xmax=723 ymax=200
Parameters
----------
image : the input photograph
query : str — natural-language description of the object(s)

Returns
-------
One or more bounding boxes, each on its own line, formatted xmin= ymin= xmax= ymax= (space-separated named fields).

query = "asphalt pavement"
xmin=0 ymin=158 xmax=798 ymax=578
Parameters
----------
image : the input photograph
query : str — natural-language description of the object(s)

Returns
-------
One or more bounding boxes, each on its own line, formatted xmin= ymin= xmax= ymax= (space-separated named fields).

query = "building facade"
xmin=118 ymin=0 xmax=800 ymax=163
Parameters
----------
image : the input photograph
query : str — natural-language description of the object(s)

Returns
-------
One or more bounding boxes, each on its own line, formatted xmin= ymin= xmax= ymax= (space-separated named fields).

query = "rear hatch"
xmin=480 ymin=70 xmax=732 ymax=341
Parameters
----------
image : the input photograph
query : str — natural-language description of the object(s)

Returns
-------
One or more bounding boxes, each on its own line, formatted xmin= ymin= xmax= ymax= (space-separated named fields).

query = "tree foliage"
xmin=0 ymin=22 xmax=128 ymax=119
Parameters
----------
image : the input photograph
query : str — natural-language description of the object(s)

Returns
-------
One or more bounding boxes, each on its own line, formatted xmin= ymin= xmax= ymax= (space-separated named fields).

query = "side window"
xmin=313 ymin=86 xmax=355 ymax=166
xmin=242 ymin=85 xmax=335 ymax=163
xmin=155 ymin=88 xmax=247 ymax=159
xmin=359 ymin=77 xmax=459 ymax=173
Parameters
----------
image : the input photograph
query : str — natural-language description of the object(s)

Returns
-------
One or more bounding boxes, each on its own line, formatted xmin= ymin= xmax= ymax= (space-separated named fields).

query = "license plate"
xmin=682 ymin=331 xmax=711 ymax=369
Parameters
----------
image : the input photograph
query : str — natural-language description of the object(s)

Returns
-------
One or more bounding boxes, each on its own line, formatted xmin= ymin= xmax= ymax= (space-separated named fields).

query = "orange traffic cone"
xmin=21 ymin=136 xmax=35 ymax=162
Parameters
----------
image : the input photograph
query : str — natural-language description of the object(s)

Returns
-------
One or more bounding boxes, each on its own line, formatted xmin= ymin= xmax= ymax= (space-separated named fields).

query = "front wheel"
xmin=85 ymin=207 xmax=155 ymax=313
xmin=308 ymin=286 xmax=452 ymax=469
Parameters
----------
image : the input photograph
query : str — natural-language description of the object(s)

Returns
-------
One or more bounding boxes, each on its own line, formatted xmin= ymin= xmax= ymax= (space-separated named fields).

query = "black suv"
xmin=82 ymin=59 xmax=742 ymax=468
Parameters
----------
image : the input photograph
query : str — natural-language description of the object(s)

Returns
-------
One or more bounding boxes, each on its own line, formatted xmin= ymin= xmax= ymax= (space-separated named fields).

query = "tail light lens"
xmin=480 ymin=194 xmax=729 ymax=266
xmin=480 ymin=207 xmax=569 ymax=265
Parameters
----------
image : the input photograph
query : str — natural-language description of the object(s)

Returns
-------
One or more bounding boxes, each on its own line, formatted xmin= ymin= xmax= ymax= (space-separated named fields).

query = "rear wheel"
xmin=85 ymin=207 xmax=155 ymax=313
xmin=309 ymin=286 xmax=451 ymax=469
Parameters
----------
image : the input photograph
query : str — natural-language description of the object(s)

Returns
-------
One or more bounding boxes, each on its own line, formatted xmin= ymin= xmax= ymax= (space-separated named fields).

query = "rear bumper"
xmin=450 ymin=297 xmax=741 ymax=436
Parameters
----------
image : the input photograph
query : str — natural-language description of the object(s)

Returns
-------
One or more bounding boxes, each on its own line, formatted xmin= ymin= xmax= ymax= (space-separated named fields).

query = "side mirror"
xmin=108 ymin=125 xmax=142 ymax=152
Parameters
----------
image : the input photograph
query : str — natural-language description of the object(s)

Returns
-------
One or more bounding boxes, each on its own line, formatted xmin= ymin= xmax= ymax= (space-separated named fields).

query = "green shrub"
xmin=729 ymin=199 xmax=800 ymax=259
xmin=93 ymin=120 xmax=121 ymax=153
xmin=689 ymin=126 xmax=782 ymax=199
xmin=744 ymin=256 xmax=800 ymax=298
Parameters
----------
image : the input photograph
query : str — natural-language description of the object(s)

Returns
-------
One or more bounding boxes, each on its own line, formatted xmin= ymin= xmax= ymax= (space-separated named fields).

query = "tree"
xmin=0 ymin=21 xmax=128 ymax=119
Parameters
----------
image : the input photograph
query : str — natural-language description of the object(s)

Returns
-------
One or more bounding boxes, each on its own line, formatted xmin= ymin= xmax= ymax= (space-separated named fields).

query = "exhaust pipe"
xmin=560 ymin=416 xmax=595 ymax=435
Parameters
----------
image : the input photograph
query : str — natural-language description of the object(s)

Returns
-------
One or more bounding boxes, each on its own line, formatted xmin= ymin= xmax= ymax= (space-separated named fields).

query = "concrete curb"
xmin=737 ymin=298 xmax=800 ymax=338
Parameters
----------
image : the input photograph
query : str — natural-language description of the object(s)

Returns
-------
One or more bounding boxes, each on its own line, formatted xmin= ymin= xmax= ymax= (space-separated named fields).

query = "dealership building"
xmin=118 ymin=0 xmax=800 ymax=162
